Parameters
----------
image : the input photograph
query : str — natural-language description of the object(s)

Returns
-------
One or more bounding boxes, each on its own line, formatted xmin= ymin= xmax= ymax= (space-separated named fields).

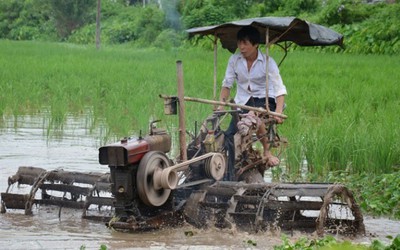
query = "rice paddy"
xmin=0 ymin=40 xmax=399 ymax=178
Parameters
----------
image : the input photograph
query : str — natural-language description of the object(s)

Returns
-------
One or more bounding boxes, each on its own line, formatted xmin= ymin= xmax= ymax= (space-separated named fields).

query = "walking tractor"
xmin=1 ymin=17 xmax=365 ymax=236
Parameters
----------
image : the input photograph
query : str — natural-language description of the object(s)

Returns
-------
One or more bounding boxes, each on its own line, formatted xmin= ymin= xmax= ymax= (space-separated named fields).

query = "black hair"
xmin=237 ymin=26 xmax=261 ymax=45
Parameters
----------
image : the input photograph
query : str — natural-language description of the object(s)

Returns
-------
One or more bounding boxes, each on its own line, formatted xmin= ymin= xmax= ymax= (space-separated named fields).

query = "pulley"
xmin=204 ymin=153 xmax=226 ymax=181
xmin=137 ymin=151 xmax=171 ymax=207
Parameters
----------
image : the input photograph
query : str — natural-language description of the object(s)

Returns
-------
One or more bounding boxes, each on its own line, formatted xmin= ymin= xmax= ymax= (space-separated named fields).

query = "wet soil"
xmin=0 ymin=115 xmax=398 ymax=249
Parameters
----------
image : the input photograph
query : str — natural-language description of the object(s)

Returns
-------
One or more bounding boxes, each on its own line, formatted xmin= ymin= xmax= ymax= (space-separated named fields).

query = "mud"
xmin=0 ymin=114 xmax=399 ymax=249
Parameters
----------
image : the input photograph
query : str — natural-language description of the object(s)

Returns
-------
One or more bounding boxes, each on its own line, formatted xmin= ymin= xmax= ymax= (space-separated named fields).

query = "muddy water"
xmin=0 ymin=114 xmax=399 ymax=249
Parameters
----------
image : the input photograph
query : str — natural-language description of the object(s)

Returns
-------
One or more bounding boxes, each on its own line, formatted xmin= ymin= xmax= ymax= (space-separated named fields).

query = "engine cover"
xmin=99 ymin=134 xmax=171 ymax=167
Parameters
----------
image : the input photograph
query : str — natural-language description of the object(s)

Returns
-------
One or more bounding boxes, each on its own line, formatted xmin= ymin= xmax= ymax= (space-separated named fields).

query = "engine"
xmin=99 ymin=126 xmax=171 ymax=219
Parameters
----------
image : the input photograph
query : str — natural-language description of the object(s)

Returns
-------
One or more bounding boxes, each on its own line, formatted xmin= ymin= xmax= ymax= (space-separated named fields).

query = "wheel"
xmin=205 ymin=153 xmax=226 ymax=181
xmin=137 ymin=151 xmax=171 ymax=207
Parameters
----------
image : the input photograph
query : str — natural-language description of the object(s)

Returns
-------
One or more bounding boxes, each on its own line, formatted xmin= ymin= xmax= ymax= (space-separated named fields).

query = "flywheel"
xmin=205 ymin=153 xmax=226 ymax=181
xmin=137 ymin=151 xmax=171 ymax=207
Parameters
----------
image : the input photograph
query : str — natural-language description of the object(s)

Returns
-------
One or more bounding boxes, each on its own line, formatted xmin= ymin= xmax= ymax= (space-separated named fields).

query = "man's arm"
xmin=217 ymin=87 xmax=231 ymax=110
xmin=273 ymin=95 xmax=285 ymax=124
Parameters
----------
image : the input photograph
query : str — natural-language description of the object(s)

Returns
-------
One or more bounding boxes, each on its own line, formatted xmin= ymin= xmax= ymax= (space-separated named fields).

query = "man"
xmin=218 ymin=25 xmax=287 ymax=167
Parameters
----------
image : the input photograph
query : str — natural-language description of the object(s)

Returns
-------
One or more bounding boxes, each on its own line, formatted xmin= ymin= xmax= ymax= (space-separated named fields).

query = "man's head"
xmin=237 ymin=26 xmax=260 ymax=59
xmin=237 ymin=26 xmax=261 ymax=46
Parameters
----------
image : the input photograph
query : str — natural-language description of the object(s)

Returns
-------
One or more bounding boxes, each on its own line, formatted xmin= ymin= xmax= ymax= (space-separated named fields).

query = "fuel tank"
xmin=99 ymin=133 xmax=171 ymax=166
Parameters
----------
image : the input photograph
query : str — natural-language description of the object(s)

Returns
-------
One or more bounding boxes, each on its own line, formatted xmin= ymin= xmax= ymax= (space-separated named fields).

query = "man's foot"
xmin=267 ymin=155 xmax=280 ymax=166
xmin=264 ymin=152 xmax=280 ymax=166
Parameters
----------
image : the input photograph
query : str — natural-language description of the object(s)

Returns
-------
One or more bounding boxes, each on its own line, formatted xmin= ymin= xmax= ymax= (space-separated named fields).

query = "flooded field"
xmin=0 ymin=114 xmax=399 ymax=249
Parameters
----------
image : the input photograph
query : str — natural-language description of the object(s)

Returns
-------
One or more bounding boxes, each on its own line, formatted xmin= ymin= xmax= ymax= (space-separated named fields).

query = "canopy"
xmin=186 ymin=17 xmax=344 ymax=53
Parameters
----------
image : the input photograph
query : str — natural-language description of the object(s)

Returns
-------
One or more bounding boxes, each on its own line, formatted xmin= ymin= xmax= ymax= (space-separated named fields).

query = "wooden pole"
xmin=265 ymin=27 xmax=270 ymax=112
xmin=176 ymin=61 xmax=187 ymax=162
xmin=159 ymin=94 xmax=287 ymax=119
xmin=213 ymin=35 xmax=218 ymax=110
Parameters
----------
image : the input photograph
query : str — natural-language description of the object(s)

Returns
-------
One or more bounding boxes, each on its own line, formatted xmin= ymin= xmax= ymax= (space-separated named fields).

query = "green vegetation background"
xmin=1 ymin=0 xmax=399 ymax=54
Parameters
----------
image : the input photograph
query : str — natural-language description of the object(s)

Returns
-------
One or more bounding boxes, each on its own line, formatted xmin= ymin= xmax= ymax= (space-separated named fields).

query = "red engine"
xmin=99 ymin=128 xmax=171 ymax=167
xmin=98 ymin=125 xmax=171 ymax=218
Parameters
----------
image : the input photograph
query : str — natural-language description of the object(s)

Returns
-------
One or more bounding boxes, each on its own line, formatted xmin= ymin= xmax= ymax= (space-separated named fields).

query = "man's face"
xmin=237 ymin=39 xmax=258 ymax=59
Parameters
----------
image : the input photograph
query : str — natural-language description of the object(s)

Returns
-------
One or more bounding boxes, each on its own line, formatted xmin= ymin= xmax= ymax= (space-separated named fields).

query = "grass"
xmin=278 ymin=50 xmax=400 ymax=178
xmin=0 ymin=40 xmax=216 ymax=140
xmin=0 ymin=40 xmax=399 ymax=177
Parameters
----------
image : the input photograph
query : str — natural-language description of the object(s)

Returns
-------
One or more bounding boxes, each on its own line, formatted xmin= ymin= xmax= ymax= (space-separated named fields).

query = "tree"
xmin=0 ymin=0 xmax=24 ymax=38
xmin=44 ymin=0 xmax=96 ymax=39
xmin=181 ymin=0 xmax=232 ymax=28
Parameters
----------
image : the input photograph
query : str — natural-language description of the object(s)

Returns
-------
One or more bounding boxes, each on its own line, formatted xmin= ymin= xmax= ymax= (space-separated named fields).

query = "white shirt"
xmin=222 ymin=50 xmax=287 ymax=105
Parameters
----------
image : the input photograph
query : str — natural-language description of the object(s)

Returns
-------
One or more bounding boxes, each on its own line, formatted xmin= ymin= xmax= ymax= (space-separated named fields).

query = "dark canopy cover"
xmin=186 ymin=17 xmax=344 ymax=53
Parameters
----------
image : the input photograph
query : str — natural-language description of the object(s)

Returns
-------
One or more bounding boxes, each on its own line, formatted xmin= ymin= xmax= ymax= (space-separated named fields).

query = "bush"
xmin=101 ymin=5 xmax=165 ymax=45
xmin=327 ymin=171 xmax=400 ymax=219
xmin=0 ymin=0 xmax=23 ymax=38
xmin=281 ymin=0 xmax=321 ymax=16
xmin=8 ymin=25 xmax=40 ymax=40
xmin=67 ymin=4 xmax=169 ymax=47
xmin=153 ymin=29 xmax=184 ymax=50
xmin=182 ymin=2 xmax=231 ymax=28
xmin=332 ymin=2 xmax=400 ymax=54
xmin=316 ymin=0 xmax=377 ymax=26
xmin=0 ymin=0 xmax=56 ymax=40
xmin=68 ymin=23 xmax=96 ymax=44
xmin=104 ymin=21 xmax=137 ymax=44
xmin=132 ymin=5 xmax=165 ymax=45
xmin=48 ymin=0 xmax=96 ymax=40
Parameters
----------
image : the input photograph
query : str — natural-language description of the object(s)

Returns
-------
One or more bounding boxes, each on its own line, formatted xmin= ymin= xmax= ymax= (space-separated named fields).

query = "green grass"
xmin=0 ymin=40 xmax=223 ymax=140
xmin=278 ymin=50 xmax=400 ymax=178
xmin=0 ymin=40 xmax=399 ymax=177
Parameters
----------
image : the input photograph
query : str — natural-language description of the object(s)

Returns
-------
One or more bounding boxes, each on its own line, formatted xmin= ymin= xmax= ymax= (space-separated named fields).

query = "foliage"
xmin=101 ymin=6 xmax=139 ymax=44
xmin=270 ymin=0 xmax=321 ymax=16
xmin=180 ymin=0 xmax=320 ymax=28
xmin=42 ymin=0 xmax=97 ymax=40
xmin=327 ymin=171 xmax=400 ymax=219
xmin=0 ymin=0 xmax=56 ymax=40
xmin=80 ymin=244 xmax=108 ymax=250
xmin=153 ymin=29 xmax=184 ymax=50
xmin=244 ymin=239 xmax=257 ymax=247
xmin=210 ymin=0 xmax=257 ymax=19
xmin=68 ymin=23 xmax=97 ymax=44
xmin=273 ymin=234 xmax=400 ymax=250
xmin=132 ymin=5 xmax=165 ymax=45
xmin=181 ymin=0 xmax=231 ymax=28
xmin=0 ymin=0 xmax=24 ymax=37
xmin=0 ymin=0 xmax=96 ymax=41
xmin=308 ymin=1 xmax=400 ymax=55
xmin=335 ymin=3 xmax=400 ymax=54
xmin=316 ymin=0 xmax=375 ymax=26
xmin=70 ymin=4 xmax=167 ymax=46
xmin=1 ymin=0 xmax=400 ymax=55
xmin=101 ymin=0 xmax=127 ymax=19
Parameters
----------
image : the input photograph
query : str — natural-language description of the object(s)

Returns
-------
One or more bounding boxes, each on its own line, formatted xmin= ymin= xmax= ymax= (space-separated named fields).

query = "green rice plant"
xmin=0 ymin=40 xmax=227 ymax=141
xmin=0 ymin=40 xmax=398 ymax=177
xmin=279 ymin=50 xmax=399 ymax=177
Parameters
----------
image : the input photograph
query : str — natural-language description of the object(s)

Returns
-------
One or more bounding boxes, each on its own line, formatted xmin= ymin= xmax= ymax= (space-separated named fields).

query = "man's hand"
xmin=216 ymin=105 xmax=225 ymax=111
xmin=272 ymin=115 xmax=284 ymax=124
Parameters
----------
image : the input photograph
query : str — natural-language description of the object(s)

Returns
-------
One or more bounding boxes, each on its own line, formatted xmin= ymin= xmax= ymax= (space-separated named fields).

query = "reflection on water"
xmin=0 ymin=114 xmax=399 ymax=249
